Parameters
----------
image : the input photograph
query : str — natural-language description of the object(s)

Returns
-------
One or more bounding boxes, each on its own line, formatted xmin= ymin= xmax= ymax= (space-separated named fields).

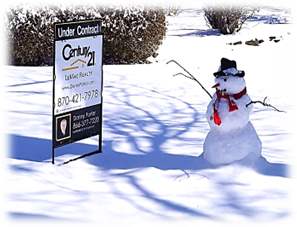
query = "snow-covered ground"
xmin=3 ymin=3 xmax=296 ymax=226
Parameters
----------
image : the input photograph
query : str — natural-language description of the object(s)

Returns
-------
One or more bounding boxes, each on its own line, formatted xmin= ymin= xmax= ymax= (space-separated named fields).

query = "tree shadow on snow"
xmin=86 ymin=82 xmax=213 ymax=171
xmin=171 ymin=29 xmax=222 ymax=37
xmin=7 ymin=79 xmax=52 ymax=88
xmin=1 ymin=211 xmax=106 ymax=226
xmin=248 ymin=14 xmax=290 ymax=24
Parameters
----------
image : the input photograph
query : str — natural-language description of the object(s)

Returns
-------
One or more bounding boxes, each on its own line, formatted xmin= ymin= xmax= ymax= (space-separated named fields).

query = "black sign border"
xmin=52 ymin=19 xmax=103 ymax=164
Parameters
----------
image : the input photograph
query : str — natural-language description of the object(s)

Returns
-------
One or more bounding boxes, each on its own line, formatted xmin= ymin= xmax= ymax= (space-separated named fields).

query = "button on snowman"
xmin=203 ymin=58 xmax=262 ymax=165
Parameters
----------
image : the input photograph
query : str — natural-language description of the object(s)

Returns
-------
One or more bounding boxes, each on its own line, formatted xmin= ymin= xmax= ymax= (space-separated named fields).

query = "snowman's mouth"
xmin=216 ymin=88 xmax=228 ymax=96
xmin=216 ymin=88 xmax=227 ymax=94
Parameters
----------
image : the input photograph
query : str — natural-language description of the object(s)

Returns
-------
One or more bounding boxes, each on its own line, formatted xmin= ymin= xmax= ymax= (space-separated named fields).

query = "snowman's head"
xmin=212 ymin=75 xmax=246 ymax=95
xmin=212 ymin=58 xmax=246 ymax=95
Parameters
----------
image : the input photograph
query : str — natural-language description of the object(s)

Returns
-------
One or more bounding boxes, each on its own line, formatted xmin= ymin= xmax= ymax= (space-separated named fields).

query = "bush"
xmin=7 ymin=6 xmax=55 ymax=65
xmin=165 ymin=1 xmax=184 ymax=16
xmin=6 ymin=5 xmax=166 ymax=66
xmin=203 ymin=4 xmax=259 ymax=35
xmin=100 ymin=5 xmax=166 ymax=64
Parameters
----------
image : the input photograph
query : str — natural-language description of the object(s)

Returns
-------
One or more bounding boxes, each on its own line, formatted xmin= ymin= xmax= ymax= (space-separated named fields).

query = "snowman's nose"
xmin=212 ymin=83 xmax=220 ymax=88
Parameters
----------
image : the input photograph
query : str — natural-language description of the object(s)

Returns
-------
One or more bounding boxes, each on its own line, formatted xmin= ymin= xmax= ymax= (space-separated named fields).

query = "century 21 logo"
xmin=62 ymin=44 xmax=95 ymax=71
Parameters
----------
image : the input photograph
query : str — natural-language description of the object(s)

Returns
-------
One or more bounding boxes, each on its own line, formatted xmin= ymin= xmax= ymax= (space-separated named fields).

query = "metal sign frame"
xmin=52 ymin=19 xmax=103 ymax=164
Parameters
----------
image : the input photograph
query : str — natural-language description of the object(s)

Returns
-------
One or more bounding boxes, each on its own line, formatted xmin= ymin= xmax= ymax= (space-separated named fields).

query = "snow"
xmin=222 ymin=67 xmax=241 ymax=76
xmin=3 ymin=2 xmax=296 ymax=226
xmin=204 ymin=121 xmax=262 ymax=165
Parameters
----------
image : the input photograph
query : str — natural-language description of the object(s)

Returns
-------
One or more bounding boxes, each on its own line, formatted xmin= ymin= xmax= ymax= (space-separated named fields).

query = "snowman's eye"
xmin=224 ymin=78 xmax=227 ymax=82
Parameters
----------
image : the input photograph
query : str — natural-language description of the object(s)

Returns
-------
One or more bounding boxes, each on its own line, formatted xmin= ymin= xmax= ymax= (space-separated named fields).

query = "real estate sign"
xmin=53 ymin=19 xmax=103 ymax=164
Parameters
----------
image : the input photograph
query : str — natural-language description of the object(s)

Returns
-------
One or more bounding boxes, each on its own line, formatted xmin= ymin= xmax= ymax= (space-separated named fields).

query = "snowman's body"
xmin=203 ymin=70 xmax=262 ymax=165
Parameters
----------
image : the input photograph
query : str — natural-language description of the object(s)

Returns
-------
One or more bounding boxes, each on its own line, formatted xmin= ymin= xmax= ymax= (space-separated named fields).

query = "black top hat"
xmin=213 ymin=58 xmax=245 ymax=77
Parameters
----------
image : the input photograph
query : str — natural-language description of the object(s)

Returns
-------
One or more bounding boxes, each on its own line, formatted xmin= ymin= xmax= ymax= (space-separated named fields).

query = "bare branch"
xmin=167 ymin=60 xmax=213 ymax=99
xmin=173 ymin=72 xmax=195 ymax=81
xmin=246 ymin=96 xmax=286 ymax=113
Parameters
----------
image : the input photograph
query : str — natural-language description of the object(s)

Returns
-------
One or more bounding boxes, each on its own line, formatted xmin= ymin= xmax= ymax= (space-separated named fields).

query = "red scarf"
xmin=213 ymin=87 xmax=247 ymax=125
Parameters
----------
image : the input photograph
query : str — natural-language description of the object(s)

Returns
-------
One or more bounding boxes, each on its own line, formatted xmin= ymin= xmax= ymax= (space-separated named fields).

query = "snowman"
xmin=203 ymin=58 xmax=262 ymax=165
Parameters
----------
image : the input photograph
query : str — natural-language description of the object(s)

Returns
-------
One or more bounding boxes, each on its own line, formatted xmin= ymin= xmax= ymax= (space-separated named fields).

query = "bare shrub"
xmin=165 ymin=4 xmax=183 ymax=16
xmin=203 ymin=4 xmax=259 ymax=34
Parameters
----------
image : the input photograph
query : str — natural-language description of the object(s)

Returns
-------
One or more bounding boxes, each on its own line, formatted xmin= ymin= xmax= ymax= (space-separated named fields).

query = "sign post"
xmin=52 ymin=19 xmax=103 ymax=164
